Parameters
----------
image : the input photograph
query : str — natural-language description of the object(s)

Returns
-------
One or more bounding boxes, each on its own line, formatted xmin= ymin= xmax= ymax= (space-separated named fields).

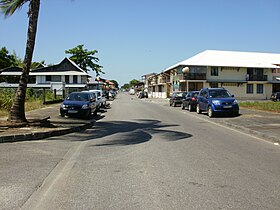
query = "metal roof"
xmin=164 ymin=50 xmax=280 ymax=72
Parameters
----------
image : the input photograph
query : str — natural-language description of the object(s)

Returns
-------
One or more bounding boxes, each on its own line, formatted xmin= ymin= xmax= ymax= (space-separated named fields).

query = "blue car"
xmin=60 ymin=92 xmax=98 ymax=119
xmin=196 ymin=88 xmax=239 ymax=118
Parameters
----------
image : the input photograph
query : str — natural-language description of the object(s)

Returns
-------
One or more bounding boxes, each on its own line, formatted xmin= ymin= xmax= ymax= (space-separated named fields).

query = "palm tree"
xmin=0 ymin=0 xmax=41 ymax=122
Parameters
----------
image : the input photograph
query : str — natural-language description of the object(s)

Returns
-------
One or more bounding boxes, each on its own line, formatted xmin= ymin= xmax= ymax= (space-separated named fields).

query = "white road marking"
xmin=21 ymin=140 xmax=88 ymax=210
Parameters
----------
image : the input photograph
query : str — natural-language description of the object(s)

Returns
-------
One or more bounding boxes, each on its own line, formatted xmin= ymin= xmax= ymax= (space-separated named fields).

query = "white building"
xmin=155 ymin=50 xmax=280 ymax=99
xmin=0 ymin=58 xmax=91 ymax=94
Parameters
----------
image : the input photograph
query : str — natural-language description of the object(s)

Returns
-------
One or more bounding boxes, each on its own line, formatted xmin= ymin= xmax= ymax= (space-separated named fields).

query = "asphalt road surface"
xmin=0 ymin=93 xmax=280 ymax=210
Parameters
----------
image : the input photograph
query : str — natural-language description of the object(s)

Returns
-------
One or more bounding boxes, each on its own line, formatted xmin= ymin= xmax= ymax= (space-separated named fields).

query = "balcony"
xmin=184 ymin=73 xmax=206 ymax=80
xmin=246 ymin=75 xmax=268 ymax=81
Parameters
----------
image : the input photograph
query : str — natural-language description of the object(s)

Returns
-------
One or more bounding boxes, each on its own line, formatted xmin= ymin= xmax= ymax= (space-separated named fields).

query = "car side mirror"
xmin=231 ymin=94 xmax=234 ymax=97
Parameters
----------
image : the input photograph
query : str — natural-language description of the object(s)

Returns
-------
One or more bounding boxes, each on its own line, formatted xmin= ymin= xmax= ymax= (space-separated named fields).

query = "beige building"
xmin=150 ymin=50 xmax=280 ymax=99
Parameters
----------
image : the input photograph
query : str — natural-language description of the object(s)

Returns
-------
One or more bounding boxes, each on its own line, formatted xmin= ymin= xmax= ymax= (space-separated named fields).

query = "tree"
xmin=0 ymin=47 xmax=17 ymax=69
xmin=121 ymin=83 xmax=130 ymax=90
xmin=129 ymin=79 xmax=140 ymax=87
xmin=1 ymin=0 xmax=41 ymax=122
xmin=30 ymin=60 xmax=45 ymax=69
xmin=110 ymin=80 xmax=119 ymax=89
xmin=65 ymin=44 xmax=104 ymax=76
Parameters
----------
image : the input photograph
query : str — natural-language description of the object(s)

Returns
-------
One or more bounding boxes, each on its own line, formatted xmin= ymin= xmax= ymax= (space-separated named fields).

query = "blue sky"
xmin=1 ymin=0 xmax=280 ymax=85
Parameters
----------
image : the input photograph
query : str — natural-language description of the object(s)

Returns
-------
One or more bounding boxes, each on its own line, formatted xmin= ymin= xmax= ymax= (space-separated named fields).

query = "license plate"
xmin=223 ymin=105 xmax=232 ymax=108
xmin=68 ymin=110 xmax=78 ymax=113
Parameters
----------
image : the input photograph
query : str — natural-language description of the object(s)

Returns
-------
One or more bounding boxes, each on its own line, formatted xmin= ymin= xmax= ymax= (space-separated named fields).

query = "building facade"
xmin=146 ymin=50 xmax=280 ymax=99
xmin=0 ymin=58 xmax=91 ymax=95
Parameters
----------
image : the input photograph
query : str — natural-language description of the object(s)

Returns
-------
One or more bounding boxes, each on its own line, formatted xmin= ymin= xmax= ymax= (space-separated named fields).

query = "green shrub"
xmin=46 ymin=90 xmax=56 ymax=100
xmin=26 ymin=88 xmax=36 ymax=101
xmin=0 ymin=88 xmax=15 ymax=110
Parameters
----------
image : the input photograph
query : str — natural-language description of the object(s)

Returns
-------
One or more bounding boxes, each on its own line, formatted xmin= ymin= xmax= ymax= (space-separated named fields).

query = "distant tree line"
xmin=121 ymin=79 xmax=141 ymax=90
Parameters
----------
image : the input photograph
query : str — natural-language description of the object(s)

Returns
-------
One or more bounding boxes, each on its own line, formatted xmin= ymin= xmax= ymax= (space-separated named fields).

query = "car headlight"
xmin=61 ymin=104 xmax=66 ymax=108
xmin=212 ymin=100 xmax=221 ymax=105
xmin=82 ymin=104 xmax=89 ymax=109
xmin=233 ymin=99 xmax=238 ymax=105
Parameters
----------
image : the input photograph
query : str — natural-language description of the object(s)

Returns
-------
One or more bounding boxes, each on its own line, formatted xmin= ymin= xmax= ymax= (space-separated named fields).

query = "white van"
xmin=129 ymin=88 xmax=135 ymax=95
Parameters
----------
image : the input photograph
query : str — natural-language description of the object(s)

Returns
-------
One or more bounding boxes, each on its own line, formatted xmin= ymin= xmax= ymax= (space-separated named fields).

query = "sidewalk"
xmin=0 ymin=104 xmax=95 ymax=143
xmin=146 ymin=98 xmax=280 ymax=144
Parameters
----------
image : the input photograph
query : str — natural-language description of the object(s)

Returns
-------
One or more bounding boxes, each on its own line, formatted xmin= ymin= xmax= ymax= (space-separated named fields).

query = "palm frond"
xmin=0 ymin=0 xmax=28 ymax=17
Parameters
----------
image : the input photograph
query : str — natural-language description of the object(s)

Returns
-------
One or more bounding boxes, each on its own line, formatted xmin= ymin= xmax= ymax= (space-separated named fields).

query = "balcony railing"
xmin=184 ymin=73 xmax=206 ymax=80
xmin=159 ymin=78 xmax=170 ymax=83
xmin=246 ymin=75 xmax=268 ymax=81
xmin=177 ymin=74 xmax=184 ymax=80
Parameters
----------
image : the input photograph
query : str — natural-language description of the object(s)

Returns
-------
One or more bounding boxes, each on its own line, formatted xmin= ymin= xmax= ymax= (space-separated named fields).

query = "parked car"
xmin=182 ymin=91 xmax=199 ymax=111
xmin=85 ymin=90 xmax=103 ymax=110
xmin=169 ymin=92 xmax=187 ymax=107
xmin=60 ymin=92 xmax=97 ymax=119
xmin=138 ymin=91 xmax=148 ymax=98
xmin=270 ymin=92 xmax=280 ymax=101
xmin=196 ymin=87 xmax=239 ymax=118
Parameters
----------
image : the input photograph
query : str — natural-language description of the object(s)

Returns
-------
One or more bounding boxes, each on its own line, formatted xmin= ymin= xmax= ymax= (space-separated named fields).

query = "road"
xmin=0 ymin=93 xmax=280 ymax=210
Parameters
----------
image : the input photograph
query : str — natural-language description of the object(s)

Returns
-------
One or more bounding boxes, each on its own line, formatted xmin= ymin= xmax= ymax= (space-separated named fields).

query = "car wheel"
xmin=85 ymin=109 xmax=92 ymax=119
xmin=60 ymin=112 xmax=65 ymax=117
xmin=208 ymin=106 xmax=214 ymax=118
xmin=169 ymin=102 xmax=172 ymax=106
xmin=173 ymin=102 xmax=176 ymax=107
xmin=233 ymin=111 xmax=239 ymax=117
xmin=188 ymin=104 xmax=192 ymax=112
xmin=182 ymin=104 xmax=185 ymax=110
xmin=196 ymin=104 xmax=201 ymax=114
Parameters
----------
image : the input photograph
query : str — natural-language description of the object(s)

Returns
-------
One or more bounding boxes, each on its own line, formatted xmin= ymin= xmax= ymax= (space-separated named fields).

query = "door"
xmin=189 ymin=82 xmax=203 ymax=91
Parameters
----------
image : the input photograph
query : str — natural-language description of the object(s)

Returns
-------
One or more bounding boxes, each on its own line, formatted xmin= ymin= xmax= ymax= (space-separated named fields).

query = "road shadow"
xmin=53 ymin=119 xmax=192 ymax=146
xmin=200 ymin=112 xmax=241 ymax=118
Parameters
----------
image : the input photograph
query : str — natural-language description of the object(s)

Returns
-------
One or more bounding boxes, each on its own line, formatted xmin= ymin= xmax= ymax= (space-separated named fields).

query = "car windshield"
xmin=67 ymin=93 xmax=89 ymax=101
xmin=175 ymin=92 xmax=183 ymax=97
xmin=209 ymin=89 xmax=231 ymax=98
xmin=191 ymin=92 xmax=199 ymax=97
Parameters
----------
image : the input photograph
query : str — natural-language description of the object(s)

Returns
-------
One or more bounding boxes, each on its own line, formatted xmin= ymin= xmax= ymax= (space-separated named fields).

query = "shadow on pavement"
xmin=52 ymin=119 xmax=192 ymax=146
xmin=200 ymin=113 xmax=242 ymax=118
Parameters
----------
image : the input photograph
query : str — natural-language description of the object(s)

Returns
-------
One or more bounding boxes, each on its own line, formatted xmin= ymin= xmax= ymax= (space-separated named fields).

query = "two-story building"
xmin=0 ymin=57 xmax=91 ymax=95
xmin=150 ymin=50 xmax=280 ymax=99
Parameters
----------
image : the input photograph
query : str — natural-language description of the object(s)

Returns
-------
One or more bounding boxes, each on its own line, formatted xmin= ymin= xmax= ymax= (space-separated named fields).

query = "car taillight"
xmin=191 ymin=97 xmax=196 ymax=101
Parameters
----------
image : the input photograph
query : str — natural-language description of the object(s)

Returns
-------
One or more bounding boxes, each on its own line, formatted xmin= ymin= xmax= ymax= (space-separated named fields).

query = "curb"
xmin=222 ymin=121 xmax=280 ymax=144
xmin=0 ymin=120 xmax=95 ymax=143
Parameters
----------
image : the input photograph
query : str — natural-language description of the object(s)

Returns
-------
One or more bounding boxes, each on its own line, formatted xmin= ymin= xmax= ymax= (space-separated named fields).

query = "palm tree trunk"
xmin=8 ymin=0 xmax=40 ymax=122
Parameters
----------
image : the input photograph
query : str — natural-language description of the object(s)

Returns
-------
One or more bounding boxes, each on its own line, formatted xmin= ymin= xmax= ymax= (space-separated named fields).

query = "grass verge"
xmin=0 ymin=100 xmax=46 ymax=118
xmin=239 ymin=101 xmax=280 ymax=113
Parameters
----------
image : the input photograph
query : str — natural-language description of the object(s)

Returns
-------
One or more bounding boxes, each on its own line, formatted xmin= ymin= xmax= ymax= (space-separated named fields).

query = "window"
xmin=257 ymin=84 xmax=263 ymax=94
xmin=45 ymin=75 xmax=61 ymax=82
xmin=29 ymin=76 xmax=36 ymax=83
xmin=246 ymin=84 xmax=253 ymax=94
xmin=46 ymin=75 xmax=51 ymax=82
xmin=73 ymin=75 xmax=78 ymax=84
xmin=52 ymin=75 xmax=61 ymax=82
xmin=210 ymin=82 xmax=218 ymax=88
xmin=158 ymin=85 xmax=162 ymax=92
xmin=201 ymin=89 xmax=208 ymax=98
xmin=211 ymin=67 xmax=219 ymax=76
xmin=65 ymin=75 xmax=69 ymax=84
xmin=81 ymin=76 xmax=87 ymax=83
